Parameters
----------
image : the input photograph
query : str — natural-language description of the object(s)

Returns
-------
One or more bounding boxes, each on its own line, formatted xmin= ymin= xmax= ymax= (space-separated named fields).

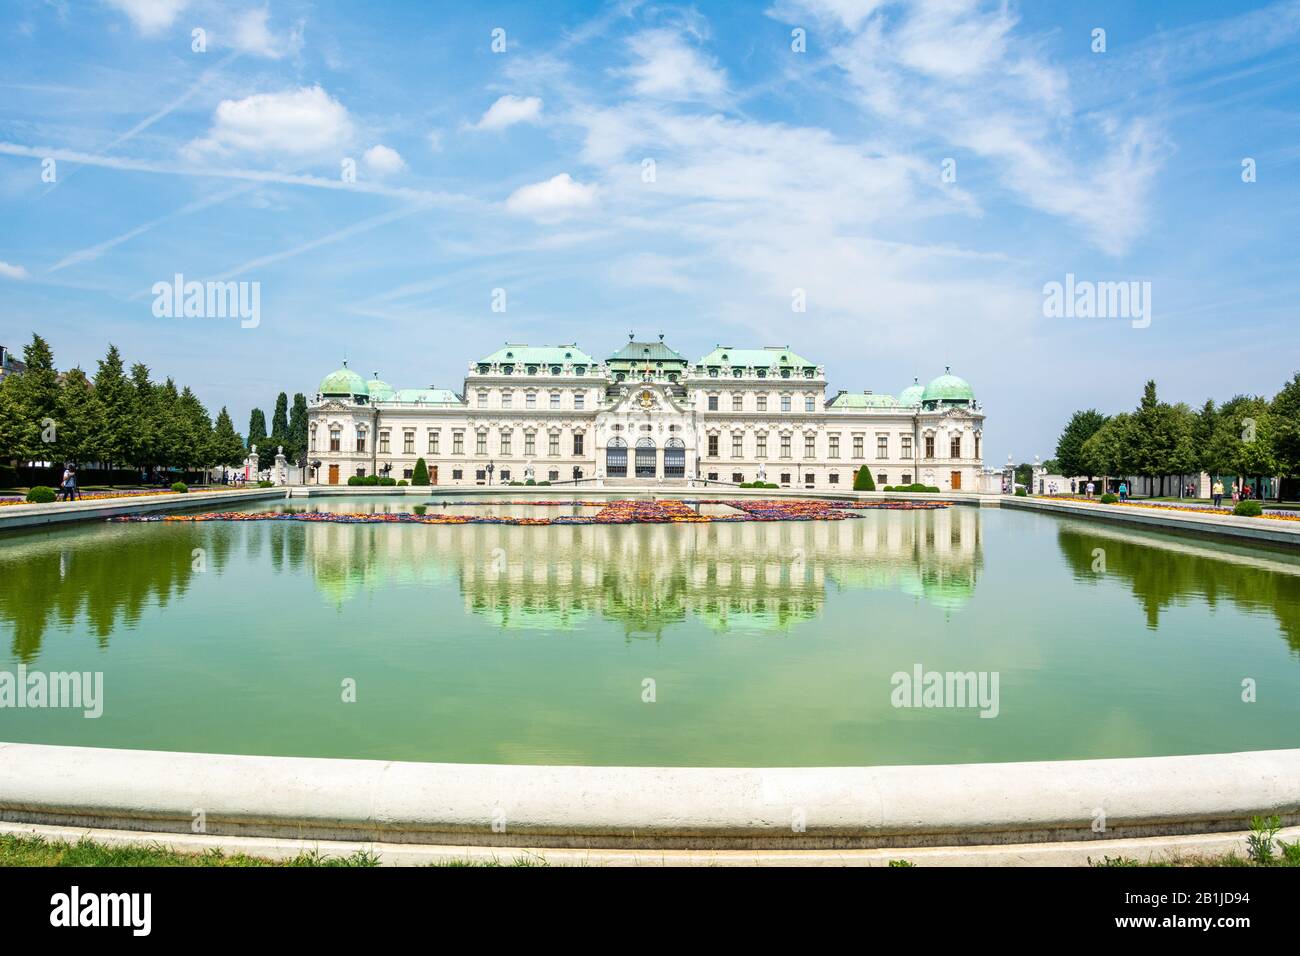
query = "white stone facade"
xmin=306 ymin=342 xmax=985 ymax=490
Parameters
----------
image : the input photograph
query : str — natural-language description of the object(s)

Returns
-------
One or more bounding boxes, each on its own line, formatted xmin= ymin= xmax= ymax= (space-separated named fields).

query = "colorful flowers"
xmin=108 ymin=497 xmax=952 ymax=527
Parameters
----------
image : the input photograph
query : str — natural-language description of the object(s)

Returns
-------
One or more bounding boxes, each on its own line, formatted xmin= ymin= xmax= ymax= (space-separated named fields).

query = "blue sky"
xmin=2 ymin=0 xmax=1298 ymax=459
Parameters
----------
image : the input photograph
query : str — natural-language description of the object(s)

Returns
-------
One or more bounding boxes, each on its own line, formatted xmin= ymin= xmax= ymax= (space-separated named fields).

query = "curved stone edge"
xmin=0 ymin=488 xmax=285 ymax=532
xmin=1001 ymin=495 xmax=1300 ymax=547
xmin=5 ymin=819 xmax=1296 ymax=867
xmin=2 ymin=743 xmax=1297 ymax=851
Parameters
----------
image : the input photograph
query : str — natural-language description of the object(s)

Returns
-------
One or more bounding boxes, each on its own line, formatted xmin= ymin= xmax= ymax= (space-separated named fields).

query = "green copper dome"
xmin=921 ymin=367 xmax=974 ymax=405
xmin=319 ymin=362 xmax=368 ymax=398
xmin=366 ymin=373 xmax=395 ymax=403
xmin=898 ymin=378 xmax=924 ymax=406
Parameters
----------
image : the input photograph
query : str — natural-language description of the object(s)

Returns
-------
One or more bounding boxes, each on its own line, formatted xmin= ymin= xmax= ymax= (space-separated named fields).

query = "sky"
xmin=1 ymin=0 xmax=1299 ymax=461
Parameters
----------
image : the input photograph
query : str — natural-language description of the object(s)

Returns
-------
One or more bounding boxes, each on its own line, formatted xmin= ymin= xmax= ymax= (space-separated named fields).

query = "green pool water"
xmin=2 ymin=496 xmax=1299 ymax=767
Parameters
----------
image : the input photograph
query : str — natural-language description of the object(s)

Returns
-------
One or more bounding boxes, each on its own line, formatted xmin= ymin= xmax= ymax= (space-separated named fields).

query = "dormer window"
xmin=550 ymin=365 xmax=561 ymax=375
xmin=804 ymin=368 xmax=815 ymax=379
xmin=757 ymin=368 xmax=767 ymax=378
xmin=526 ymin=364 xmax=538 ymax=375
xmin=576 ymin=365 xmax=587 ymax=375
xmin=477 ymin=364 xmax=489 ymax=374
xmin=501 ymin=364 xmax=514 ymax=375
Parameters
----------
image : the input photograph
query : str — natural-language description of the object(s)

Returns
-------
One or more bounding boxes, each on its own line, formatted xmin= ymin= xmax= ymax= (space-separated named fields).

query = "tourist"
xmin=68 ymin=465 xmax=79 ymax=501
xmin=1085 ymin=480 xmax=1095 ymax=499
xmin=1212 ymin=479 xmax=1224 ymax=509
xmin=1118 ymin=480 xmax=1128 ymax=502
xmin=59 ymin=464 xmax=74 ymax=501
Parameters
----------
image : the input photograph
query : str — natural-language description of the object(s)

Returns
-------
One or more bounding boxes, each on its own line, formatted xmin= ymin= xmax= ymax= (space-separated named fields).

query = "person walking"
xmin=1086 ymin=480 xmax=1095 ymax=499
xmin=58 ymin=464 xmax=73 ymax=501
xmin=1118 ymin=480 xmax=1128 ymax=502
xmin=1212 ymin=479 xmax=1224 ymax=509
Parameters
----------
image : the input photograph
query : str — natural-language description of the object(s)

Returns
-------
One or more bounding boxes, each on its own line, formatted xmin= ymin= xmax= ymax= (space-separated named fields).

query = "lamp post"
xmin=486 ymin=461 xmax=495 ymax=486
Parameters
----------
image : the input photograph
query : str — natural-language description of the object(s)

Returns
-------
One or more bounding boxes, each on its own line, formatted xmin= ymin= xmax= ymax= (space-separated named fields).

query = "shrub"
xmin=347 ymin=475 xmax=361 ymax=486
xmin=363 ymin=475 xmax=380 ymax=486
xmin=412 ymin=457 xmax=430 ymax=486
xmin=853 ymin=467 xmax=875 ymax=491
xmin=1015 ymin=488 xmax=1029 ymax=497
xmin=1234 ymin=499 xmax=1263 ymax=517
xmin=397 ymin=479 xmax=408 ymax=487
xmin=171 ymin=481 xmax=188 ymax=493
xmin=25 ymin=486 xmax=56 ymax=503
xmin=379 ymin=476 xmax=396 ymax=486
xmin=257 ymin=480 xmax=274 ymax=488
xmin=537 ymin=481 xmax=550 ymax=486
xmin=1099 ymin=492 xmax=1118 ymax=503
xmin=525 ymin=478 xmax=536 ymax=486
xmin=413 ymin=505 xmax=427 ymax=516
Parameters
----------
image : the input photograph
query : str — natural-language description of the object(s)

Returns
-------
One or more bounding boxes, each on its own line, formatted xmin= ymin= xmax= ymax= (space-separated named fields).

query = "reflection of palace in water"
xmin=303 ymin=506 xmax=985 ymax=637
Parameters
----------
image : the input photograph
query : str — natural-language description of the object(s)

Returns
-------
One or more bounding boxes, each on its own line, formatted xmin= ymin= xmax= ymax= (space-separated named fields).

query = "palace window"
xmin=877 ymin=473 xmax=887 ymax=486
xmin=403 ymin=468 xmax=413 ymax=479
xmin=708 ymin=395 xmax=719 ymax=411
xmin=732 ymin=472 xmax=744 ymax=483
xmin=902 ymin=473 xmax=912 ymax=485
xmin=757 ymin=394 xmax=767 ymax=412
xmin=829 ymin=473 xmax=839 ymax=484
xmin=780 ymin=473 xmax=791 ymax=484
xmin=924 ymin=435 xmax=935 ymax=459
xmin=356 ymin=428 xmax=367 ymax=454
xmin=756 ymin=368 xmax=767 ymax=378
xmin=476 ymin=432 xmax=488 ymax=456
xmin=500 ymin=470 xmax=510 ymax=481
xmin=781 ymin=395 xmax=791 ymax=412
xmin=550 ymin=391 xmax=561 ymax=410
xmin=804 ymin=433 xmax=816 ymax=458
xmin=548 ymin=470 xmax=559 ymax=482
xmin=951 ymin=436 xmax=962 ymax=458
xmin=501 ymin=391 xmax=512 ymax=409
xmin=804 ymin=368 xmax=815 ymax=379
xmin=901 ymin=435 xmax=913 ymax=458
xmin=500 ymin=430 xmax=512 ymax=455
xmin=378 ymin=431 xmax=389 ymax=454
xmin=732 ymin=394 xmax=743 ymax=412
xmin=708 ymin=472 xmax=718 ymax=481
xmin=549 ymin=432 xmax=560 ymax=456
xmin=403 ymin=431 xmax=414 ymax=454
xmin=452 ymin=469 xmax=463 ymax=480
xmin=329 ymin=428 xmax=340 ymax=452
xmin=477 ymin=391 xmax=488 ymax=409
xmin=853 ymin=435 xmax=864 ymax=458
xmin=309 ymin=424 xmax=317 ymax=451
xmin=829 ymin=435 xmax=840 ymax=458
xmin=428 ymin=431 xmax=439 ymax=454
xmin=525 ymin=432 xmax=536 ymax=456
xmin=877 ymin=436 xmax=888 ymax=459
xmin=356 ymin=467 xmax=366 ymax=478
xmin=573 ymin=432 xmax=584 ymax=456
xmin=732 ymin=433 xmax=744 ymax=457
xmin=780 ymin=434 xmax=792 ymax=458
xmin=974 ymin=433 xmax=981 ymax=459
xmin=574 ymin=392 xmax=585 ymax=410
xmin=805 ymin=395 xmax=816 ymax=412
xmin=756 ymin=433 xmax=767 ymax=458
xmin=707 ymin=435 xmax=719 ymax=457
xmin=453 ymin=431 xmax=464 ymax=455
xmin=526 ymin=391 xmax=537 ymax=409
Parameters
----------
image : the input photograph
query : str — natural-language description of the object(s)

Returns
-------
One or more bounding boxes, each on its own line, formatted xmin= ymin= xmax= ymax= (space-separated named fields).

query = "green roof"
xmin=478 ymin=344 xmax=595 ymax=366
xmin=828 ymin=392 xmax=898 ymax=409
xmin=696 ymin=346 xmax=815 ymax=368
xmin=320 ymin=363 xmax=368 ymax=397
xmin=366 ymin=374 xmax=395 ymax=402
xmin=922 ymin=369 xmax=975 ymax=403
xmin=391 ymin=388 xmax=462 ymax=405
xmin=609 ymin=340 xmax=687 ymax=363
xmin=898 ymin=379 xmax=924 ymax=406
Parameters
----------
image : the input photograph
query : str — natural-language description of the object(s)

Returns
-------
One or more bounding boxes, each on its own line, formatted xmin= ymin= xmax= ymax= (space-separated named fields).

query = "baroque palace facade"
xmin=307 ymin=337 xmax=985 ymax=490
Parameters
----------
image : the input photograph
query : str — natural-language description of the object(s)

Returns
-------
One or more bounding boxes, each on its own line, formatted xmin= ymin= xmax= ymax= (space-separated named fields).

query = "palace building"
xmin=307 ymin=336 xmax=985 ymax=490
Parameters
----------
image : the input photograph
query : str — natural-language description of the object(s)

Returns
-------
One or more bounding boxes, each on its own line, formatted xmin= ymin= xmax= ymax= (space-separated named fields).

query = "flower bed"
xmin=107 ymin=497 xmax=952 ymax=527
xmin=1044 ymin=495 xmax=1300 ymax=521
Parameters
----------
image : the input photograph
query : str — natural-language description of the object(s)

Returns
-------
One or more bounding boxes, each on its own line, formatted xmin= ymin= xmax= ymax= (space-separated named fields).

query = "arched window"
xmin=606 ymin=436 xmax=628 ymax=477
xmin=664 ymin=438 xmax=685 ymax=478
xmin=635 ymin=437 xmax=656 ymax=478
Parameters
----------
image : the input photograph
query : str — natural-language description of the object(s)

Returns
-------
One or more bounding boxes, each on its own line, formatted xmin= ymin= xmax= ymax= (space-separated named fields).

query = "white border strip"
xmin=2 ymin=744 xmax=1297 ymax=850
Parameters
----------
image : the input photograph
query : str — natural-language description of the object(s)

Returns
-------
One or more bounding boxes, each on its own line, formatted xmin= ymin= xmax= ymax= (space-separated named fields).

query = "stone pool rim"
xmin=1 ymin=742 xmax=1297 ymax=853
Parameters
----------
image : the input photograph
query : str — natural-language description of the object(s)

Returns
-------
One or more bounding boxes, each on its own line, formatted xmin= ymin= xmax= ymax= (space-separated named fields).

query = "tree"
xmin=1054 ymin=409 xmax=1107 ymax=479
xmin=288 ymin=393 xmax=309 ymax=464
xmin=247 ymin=408 xmax=267 ymax=455
xmin=270 ymin=392 xmax=289 ymax=451
xmin=92 ymin=345 xmax=134 ymax=472
xmin=412 ymin=457 xmax=430 ymax=486
xmin=1192 ymin=398 xmax=1219 ymax=475
xmin=1206 ymin=395 xmax=1277 ymax=497
xmin=0 ymin=377 xmax=22 ymax=465
xmin=853 ymin=465 xmax=875 ymax=491
xmin=7 ymin=334 xmax=60 ymax=461
xmin=177 ymin=386 xmax=212 ymax=472
xmin=210 ymin=407 xmax=246 ymax=468
xmin=53 ymin=367 xmax=97 ymax=467
xmin=129 ymin=362 xmax=160 ymax=471
xmin=1081 ymin=413 xmax=1133 ymax=481
xmin=1270 ymin=373 xmax=1300 ymax=478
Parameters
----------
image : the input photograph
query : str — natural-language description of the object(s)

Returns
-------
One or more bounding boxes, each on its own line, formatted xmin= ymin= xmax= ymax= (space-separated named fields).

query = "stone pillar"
xmin=274 ymin=447 xmax=288 ymax=486
xmin=247 ymin=447 xmax=259 ymax=483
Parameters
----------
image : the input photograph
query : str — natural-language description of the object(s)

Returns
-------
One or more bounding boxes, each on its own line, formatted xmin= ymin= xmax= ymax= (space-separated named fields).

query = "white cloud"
xmin=362 ymin=144 xmax=406 ymax=176
xmin=505 ymin=173 xmax=598 ymax=220
xmin=624 ymin=30 xmax=726 ymax=100
xmin=0 ymin=261 xmax=30 ymax=280
xmin=183 ymin=85 xmax=353 ymax=160
xmin=229 ymin=7 xmax=302 ymax=59
xmin=470 ymin=95 xmax=543 ymax=131
xmin=427 ymin=130 xmax=443 ymax=152
xmin=104 ymin=0 xmax=189 ymax=36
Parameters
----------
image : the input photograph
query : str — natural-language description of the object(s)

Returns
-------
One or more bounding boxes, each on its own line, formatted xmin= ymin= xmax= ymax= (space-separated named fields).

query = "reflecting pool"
xmin=2 ymin=497 xmax=1299 ymax=766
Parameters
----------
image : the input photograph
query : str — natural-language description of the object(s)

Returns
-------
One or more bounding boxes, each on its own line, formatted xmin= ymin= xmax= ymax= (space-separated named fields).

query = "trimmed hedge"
xmin=412 ymin=458 xmax=430 ymax=486
xmin=171 ymin=481 xmax=188 ymax=493
xmin=25 ymin=486 xmax=56 ymax=503
xmin=739 ymin=481 xmax=779 ymax=489
xmin=883 ymin=483 xmax=941 ymax=493
xmin=853 ymin=467 xmax=876 ymax=491
xmin=1015 ymin=488 xmax=1030 ymax=497
xmin=1233 ymin=499 xmax=1263 ymax=517
xmin=1099 ymin=492 xmax=1118 ymax=503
